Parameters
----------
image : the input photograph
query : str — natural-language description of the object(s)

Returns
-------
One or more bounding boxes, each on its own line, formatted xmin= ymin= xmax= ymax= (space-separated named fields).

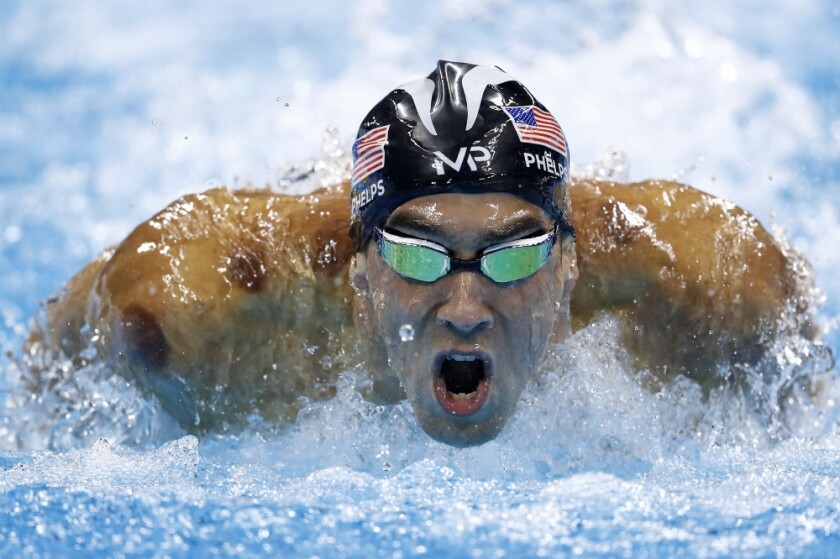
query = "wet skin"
xmin=352 ymin=193 xmax=578 ymax=446
xmin=25 ymin=179 xmax=806 ymax=443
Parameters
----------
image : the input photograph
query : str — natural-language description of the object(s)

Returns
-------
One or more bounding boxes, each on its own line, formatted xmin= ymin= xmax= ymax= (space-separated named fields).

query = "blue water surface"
xmin=2 ymin=1 xmax=840 ymax=557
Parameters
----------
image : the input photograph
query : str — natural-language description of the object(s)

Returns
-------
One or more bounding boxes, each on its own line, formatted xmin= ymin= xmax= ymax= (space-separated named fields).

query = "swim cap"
xmin=349 ymin=60 xmax=573 ymax=251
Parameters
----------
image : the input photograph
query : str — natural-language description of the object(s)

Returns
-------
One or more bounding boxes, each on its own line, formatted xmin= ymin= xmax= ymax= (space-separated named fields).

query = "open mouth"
xmin=433 ymin=352 xmax=492 ymax=416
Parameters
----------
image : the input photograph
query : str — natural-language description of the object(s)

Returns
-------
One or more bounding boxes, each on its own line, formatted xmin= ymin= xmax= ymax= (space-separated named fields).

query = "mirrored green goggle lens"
xmin=480 ymin=243 xmax=551 ymax=283
xmin=379 ymin=240 xmax=449 ymax=282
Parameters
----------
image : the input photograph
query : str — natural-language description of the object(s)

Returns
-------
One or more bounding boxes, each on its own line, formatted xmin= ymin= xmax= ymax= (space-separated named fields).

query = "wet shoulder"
xmin=569 ymin=178 xmax=789 ymax=290
xmin=89 ymin=184 xmax=356 ymax=413
xmin=96 ymin=184 xmax=353 ymax=315
xmin=568 ymin=178 xmax=800 ymax=381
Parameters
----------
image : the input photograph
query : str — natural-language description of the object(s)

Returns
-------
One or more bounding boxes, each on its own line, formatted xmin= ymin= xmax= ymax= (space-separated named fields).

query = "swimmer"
xmin=23 ymin=61 xmax=813 ymax=446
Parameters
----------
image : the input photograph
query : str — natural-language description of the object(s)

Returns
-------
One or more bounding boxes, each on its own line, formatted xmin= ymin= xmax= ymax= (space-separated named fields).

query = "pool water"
xmin=2 ymin=1 xmax=839 ymax=557
xmin=3 ymin=314 xmax=840 ymax=557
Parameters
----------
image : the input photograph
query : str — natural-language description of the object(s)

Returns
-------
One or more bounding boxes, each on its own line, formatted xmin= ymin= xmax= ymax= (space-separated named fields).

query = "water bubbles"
xmin=399 ymin=324 xmax=415 ymax=342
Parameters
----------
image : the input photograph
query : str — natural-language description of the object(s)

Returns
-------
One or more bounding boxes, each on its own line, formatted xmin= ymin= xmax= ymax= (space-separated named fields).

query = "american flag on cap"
xmin=503 ymin=106 xmax=567 ymax=156
xmin=351 ymin=125 xmax=390 ymax=185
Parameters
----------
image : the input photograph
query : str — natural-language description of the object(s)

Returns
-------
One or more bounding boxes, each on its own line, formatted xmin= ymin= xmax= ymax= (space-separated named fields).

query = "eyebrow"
xmin=385 ymin=212 xmax=549 ymax=246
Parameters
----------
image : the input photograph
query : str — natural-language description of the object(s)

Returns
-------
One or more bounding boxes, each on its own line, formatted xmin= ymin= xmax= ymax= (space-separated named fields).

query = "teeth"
xmin=450 ymin=391 xmax=476 ymax=400
xmin=449 ymin=355 xmax=477 ymax=362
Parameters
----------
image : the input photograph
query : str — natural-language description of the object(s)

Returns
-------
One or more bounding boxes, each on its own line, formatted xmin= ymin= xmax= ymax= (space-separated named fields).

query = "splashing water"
xmin=573 ymin=147 xmax=631 ymax=183
xmin=3 ymin=310 xmax=840 ymax=557
xmin=274 ymin=127 xmax=352 ymax=195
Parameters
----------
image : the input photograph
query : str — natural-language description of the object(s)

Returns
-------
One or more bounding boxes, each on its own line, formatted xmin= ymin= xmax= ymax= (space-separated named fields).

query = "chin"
xmin=415 ymin=409 xmax=507 ymax=447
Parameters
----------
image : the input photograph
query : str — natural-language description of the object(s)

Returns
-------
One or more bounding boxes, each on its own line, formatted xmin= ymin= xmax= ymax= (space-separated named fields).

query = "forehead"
xmin=385 ymin=192 xmax=553 ymax=247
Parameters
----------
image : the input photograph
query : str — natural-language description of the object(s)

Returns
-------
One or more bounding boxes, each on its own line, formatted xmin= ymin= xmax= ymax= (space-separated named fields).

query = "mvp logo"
xmin=433 ymin=146 xmax=491 ymax=175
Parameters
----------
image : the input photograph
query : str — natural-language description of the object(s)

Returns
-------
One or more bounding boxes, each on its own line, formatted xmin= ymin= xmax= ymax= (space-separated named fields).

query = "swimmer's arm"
xmin=569 ymin=179 xmax=807 ymax=384
xmin=85 ymin=185 xmax=354 ymax=428
xmin=23 ymin=248 xmax=114 ymax=368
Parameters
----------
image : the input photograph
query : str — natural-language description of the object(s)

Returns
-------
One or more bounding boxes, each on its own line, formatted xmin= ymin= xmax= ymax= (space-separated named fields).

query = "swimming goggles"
xmin=374 ymin=226 xmax=557 ymax=284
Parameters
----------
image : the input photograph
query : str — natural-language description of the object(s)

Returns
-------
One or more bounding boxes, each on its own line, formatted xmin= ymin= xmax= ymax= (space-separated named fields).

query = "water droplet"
xmin=398 ymin=324 xmax=415 ymax=342
xmin=382 ymin=462 xmax=392 ymax=472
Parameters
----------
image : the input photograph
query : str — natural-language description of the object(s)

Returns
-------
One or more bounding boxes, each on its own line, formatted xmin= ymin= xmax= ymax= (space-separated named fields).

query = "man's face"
xmin=354 ymin=192 xmax=577 ymax=446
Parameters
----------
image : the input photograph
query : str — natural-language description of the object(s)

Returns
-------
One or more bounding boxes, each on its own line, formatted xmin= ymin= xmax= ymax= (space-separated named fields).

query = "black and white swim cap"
xmin=349 ymin=60 xmax=573 ymax=250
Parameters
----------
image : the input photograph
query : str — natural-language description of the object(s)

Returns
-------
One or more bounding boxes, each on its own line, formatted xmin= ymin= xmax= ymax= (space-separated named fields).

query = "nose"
xmin=436 ymin=271 xmax=494 ymax=334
